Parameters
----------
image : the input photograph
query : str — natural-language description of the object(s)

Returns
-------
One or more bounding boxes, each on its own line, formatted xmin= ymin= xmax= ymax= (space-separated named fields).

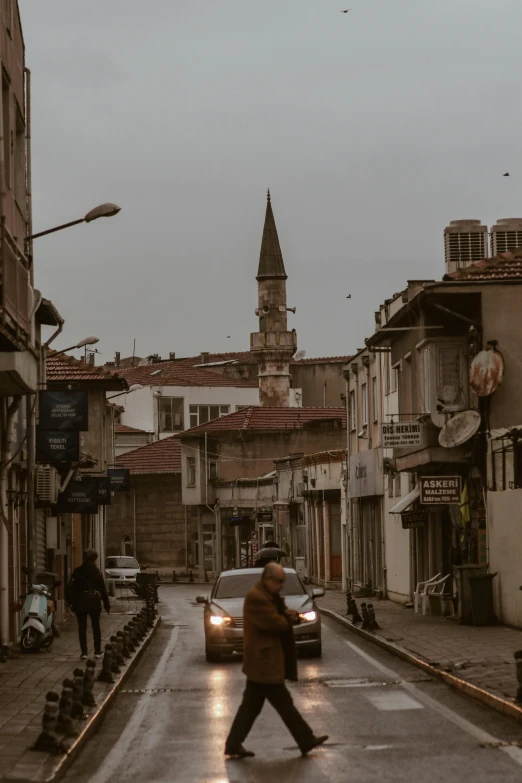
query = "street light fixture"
xmin=49 ymin=336 xmax=100 ymax=355
xmin=107 ymin=384 xmax=144 ymax=400
xmin=26 ymin=203 xmax=121 ymax=242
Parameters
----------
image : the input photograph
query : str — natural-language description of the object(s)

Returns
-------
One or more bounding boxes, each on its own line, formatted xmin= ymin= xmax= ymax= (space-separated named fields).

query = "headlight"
xmin=209 ymin=615 xmax=232 ymax=626
xmin=299 ymin=610 xmax=317 ymax=623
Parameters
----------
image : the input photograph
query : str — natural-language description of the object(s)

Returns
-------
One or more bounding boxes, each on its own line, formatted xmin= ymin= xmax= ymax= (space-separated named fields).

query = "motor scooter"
xmin=18 ymin=572 xmax=61 ymax=653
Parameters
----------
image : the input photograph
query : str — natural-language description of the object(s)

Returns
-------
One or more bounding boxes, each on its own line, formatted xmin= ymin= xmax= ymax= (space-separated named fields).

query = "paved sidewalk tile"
xmin=0 ymin=589 xmax=143 ymax=781
xmin=321 ymin=590 xmax=522 ymax=702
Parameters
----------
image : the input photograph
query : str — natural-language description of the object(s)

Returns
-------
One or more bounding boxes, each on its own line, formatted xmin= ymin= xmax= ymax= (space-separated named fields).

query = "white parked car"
xmin=105 ymin=556 xmax=141 ymax=586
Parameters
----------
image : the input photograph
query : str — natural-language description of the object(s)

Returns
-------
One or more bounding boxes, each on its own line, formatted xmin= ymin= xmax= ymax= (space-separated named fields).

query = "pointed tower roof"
xmin=257 ymin=190 xmax=287 ymax=280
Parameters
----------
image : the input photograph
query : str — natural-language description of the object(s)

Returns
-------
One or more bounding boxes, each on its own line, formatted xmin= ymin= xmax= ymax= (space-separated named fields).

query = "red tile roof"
xmin=115 ymin=436 xmax=181 ymax=475
xmin=115 ymin=424 xmax=148 ymax=434
xmin=444 ymin=250 xmax=522 ymax=281
xmin=119 ymin=361 xmax=258 ymax=388
xmin=178 ymin=406 xmax=346 ymax=438
xmin=46 ymin=351 xmax=128 ymax=389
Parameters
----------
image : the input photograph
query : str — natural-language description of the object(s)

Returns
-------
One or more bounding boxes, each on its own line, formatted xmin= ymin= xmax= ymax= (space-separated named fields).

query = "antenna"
xmin=294 ymin=350 xmax=306 ymax=361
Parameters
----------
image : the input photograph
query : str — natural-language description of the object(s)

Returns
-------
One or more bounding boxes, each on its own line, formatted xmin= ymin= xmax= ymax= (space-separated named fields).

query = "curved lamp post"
xmin=26 ymin=203 xmax=121 ymax=241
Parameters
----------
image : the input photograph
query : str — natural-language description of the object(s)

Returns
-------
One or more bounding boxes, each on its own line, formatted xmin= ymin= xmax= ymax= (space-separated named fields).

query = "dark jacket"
xmin=242 ymin=581 xmax=298 ymax=685
xmin=67 ymin=563 xmax=110 ymax=614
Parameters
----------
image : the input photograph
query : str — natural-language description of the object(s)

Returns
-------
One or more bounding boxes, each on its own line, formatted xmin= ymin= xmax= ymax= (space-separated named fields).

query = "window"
xmin=2 ymin=75 xmax=10 ymax=190
xmin=349 ymin=390 xmax=356 ymax=431
xmin=159 ymin=397 xmax=183 ymax=432
xmin=189 ymin=404 xmax=230 ymax=428
xmin=372 ymin=377 xmax=378 ymax=422
xmin=361 ymin=383 xmax=368 ymax=426
xmin=14 ymin=104 xmax=24 ymax=209
xmin=420 ymin=345 xmax=431 ymax=414
xmin=384 ymin=354 xmax=391 ymax=396
xmin=186 ymin=457 xmax=196 ymax=487
xmin=394 ymin=473 xmax=401 ymax=497
xmin=208 ymin=461 xmax=217 ymax=481
xmin=437 ymin=344 xmax=463 ymax=404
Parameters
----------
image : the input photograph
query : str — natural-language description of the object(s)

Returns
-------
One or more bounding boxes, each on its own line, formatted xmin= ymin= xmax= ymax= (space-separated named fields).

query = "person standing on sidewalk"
xmin=66 ymin=549 xmax=110 ymax=660
xmin=225 ymin=562 xmax=328 ymax=759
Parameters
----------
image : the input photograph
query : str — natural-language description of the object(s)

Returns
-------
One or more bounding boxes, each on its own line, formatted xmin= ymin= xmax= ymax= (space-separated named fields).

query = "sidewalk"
xmin=0 ymin=589 xmax=145 ymax=781
xmin=320 ymin=591 xmax=522 ymax=709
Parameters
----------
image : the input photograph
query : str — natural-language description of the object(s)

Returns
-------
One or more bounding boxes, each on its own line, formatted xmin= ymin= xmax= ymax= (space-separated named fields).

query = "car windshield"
xmin=106 ymin=557 xmax=139 ymax=569
xmin=214 ymin=573 xmax=306 ymax=599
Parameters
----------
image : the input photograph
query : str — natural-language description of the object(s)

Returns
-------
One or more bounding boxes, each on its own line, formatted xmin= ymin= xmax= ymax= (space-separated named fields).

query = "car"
xmin=105 ymin=556 xmax=141 ymax=586
xmin=197 ymin=567 xmax=324 ymax=663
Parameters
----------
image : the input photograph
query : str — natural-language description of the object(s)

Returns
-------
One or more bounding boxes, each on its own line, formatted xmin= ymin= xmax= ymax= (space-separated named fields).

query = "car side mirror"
xmin=311 ymin=588 xmax=325 ymax=599
xmin=196 ymin=595 xmax=208 ymax=604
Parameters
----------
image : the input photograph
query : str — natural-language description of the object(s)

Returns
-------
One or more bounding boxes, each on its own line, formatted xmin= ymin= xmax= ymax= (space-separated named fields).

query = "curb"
xmin=321 ymin=608 xmax=522 ymax=725
xmin=6 ymin=615 xmax=162 ymax=783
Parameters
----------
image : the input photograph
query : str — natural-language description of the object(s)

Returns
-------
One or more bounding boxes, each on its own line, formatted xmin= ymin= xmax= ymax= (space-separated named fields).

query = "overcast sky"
xmin=21 ymin=0 xmax=522 ymax=364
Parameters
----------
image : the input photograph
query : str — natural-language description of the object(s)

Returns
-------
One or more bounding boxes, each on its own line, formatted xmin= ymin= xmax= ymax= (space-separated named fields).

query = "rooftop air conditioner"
xmin=36 ymin=466 xmax=60 ymax=505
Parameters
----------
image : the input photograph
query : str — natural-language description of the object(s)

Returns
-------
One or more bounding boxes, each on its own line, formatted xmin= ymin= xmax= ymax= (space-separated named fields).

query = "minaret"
xmin=250 ymin=190 xmax=297 ymax=407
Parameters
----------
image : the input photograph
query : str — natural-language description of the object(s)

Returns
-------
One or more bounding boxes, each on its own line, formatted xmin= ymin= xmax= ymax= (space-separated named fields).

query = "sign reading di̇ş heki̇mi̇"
xmin=420 ymin=476 xmax=461 ymax=505
xmin=382 ymin=421 xmax=422 ymax=448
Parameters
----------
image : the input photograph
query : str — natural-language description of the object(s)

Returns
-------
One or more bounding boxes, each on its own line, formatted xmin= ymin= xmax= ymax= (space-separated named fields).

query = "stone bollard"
xmin=33 ymin=691 xmax=62 ymax=753
xmin=132 ymin=618 xmax=142 ymax=646
xmin=82 ymin=660 xmax=97 ymax=707
xmin=361 ymin=602 xmax=371 ymax=630
xmin=204 ymin=569 xmax=209 ymax=583
xmin=348 ymin=597 xmax=363 ymax=625
xmin=56 ymin=680 xmax=77 ymax=738
xmin=367 ymin=603 xmax=380 ymax=631
xmin=189 ymin=570 xmax=194 ymax=583
xmin=110 ymin=636 xmax=122 ymax=674
xmin=125 ymin=623 xmax=136 ymax=654
xmin=115 ymin=631 xmax=126 ymax=665
xmin=134 ymin=615 xmax=145 ymax=642
xmin=71 ymin=669 xmax=87 ymax=720
xmin=345 ymin=590 xmax=353 ymax=616
xmin=97 ymin=645 xmax=115 ymax=683
xmin=515 ymin=651 xmax=522 ymax=703
xmin=122 ymin=627 xmax=132 ymax=659
xmin=172 ymin=570 xmax=177 ymax=583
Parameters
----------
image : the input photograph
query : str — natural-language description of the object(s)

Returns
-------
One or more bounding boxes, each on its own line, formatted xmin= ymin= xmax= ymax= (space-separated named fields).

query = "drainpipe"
xmin=205 ymin=432 xmax=220 ymax=574
xmin=184 ymin=505 xmax=189 ymax=573
xmin=133 ymin=485 xmax=137 ymax=558
xmin=1 ymin=397 xmax=22 ymax=645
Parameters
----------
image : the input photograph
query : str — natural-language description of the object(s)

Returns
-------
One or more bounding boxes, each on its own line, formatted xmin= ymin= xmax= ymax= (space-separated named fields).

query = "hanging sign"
xmin=382 ymin=421 xmax=422 ymax=448
xmin=55 ymin=476 xmax=112 ymax=513
xmin=108 ymin=468 xmax=131 ymax=492
xmin=257 ymin=511 xmax=273 ymax=522
xmin=420 ymin=476 xmax=461 ymax=505
xmin=39 ymin=391 xmax=89 ymax=431
xmin=250 ymin=531 xmax=259 ymax=567
xmin=401 ymin=511 xmax=427 ymax=529
xmin=230 ymin=514 xmax=251 ymax=526
xmin=36 ymin=429 xmax=79 ymax=464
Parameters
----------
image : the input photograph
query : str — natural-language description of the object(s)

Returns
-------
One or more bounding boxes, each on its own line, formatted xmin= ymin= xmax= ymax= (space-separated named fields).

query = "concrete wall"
xmin=292 ymin=363 xmax=347 ymax=408
xmin=487 ymin=489 xmax=522 ymax=628
xmin=106 ymin=473 xmax=187 ymax=569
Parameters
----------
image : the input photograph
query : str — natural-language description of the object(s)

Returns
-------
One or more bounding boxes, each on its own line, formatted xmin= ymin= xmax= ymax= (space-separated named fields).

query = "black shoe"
xmin=301 ymin=735 xmax=329 ymax=756
xmin=224 ymin=745 xmax=255 ymax=758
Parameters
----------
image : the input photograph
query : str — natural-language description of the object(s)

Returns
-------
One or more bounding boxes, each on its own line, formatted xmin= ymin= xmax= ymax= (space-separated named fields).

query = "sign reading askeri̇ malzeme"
xmin=382 ymin=421 xmax=422 ymax=448
xmin=420 ymin=476 xmax=461 ymax=505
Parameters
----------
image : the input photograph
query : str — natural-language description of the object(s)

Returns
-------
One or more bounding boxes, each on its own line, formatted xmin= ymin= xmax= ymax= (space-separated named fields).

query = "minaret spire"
xmin=257 ymin=190 xmax=287 ymax=280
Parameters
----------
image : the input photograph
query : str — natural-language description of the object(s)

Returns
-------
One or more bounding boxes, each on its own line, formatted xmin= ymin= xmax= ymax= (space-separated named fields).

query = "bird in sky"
xmin=346 ymin=294 xmax=352 ymax=299
xmin=341 ymin=9 xmax=351 ymax=12
xmin=503 ymin=172 xmax=510 ymax=177
xmin=226 ymin=336 xmax=231 ymax=339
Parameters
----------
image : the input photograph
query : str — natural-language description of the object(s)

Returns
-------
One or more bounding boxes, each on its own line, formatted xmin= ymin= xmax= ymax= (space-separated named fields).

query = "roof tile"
xmin=115 ymin=436 xmax=181 ymax=475
xmin=115 ymin=424 xmax=149 ymax=434
xmin=178 ymin=406 xmax=346 ymax=437
xmin=47 ymin=351 xmax=128 ymax=387
xmin=444 ymin=249 xmax=522 ymax=281
xmin=119 ymin=361 xmax=257 ymax=388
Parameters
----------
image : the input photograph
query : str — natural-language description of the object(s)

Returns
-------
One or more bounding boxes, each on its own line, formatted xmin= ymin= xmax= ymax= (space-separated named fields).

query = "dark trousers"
xmin=226 ymin=680 xmax=315 ymax=752
xmin=77 ymin=610 xmax=102 ymax=655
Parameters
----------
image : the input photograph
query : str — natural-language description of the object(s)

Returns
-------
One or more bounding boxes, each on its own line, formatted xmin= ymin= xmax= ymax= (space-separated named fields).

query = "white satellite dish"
xmin=439 ymin=410 xmax=481 ymax=449
xmin=294 ymin=350 xmax=306 ymax=361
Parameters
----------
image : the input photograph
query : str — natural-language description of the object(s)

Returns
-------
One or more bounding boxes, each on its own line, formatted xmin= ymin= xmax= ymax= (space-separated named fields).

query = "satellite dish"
xmin=439 ymin=410 xmax=481 ymax=449
xmin=470 ymin=349 xmax=504 ymax=397
xmin=294 ymin=350 xmax=306 ymax=361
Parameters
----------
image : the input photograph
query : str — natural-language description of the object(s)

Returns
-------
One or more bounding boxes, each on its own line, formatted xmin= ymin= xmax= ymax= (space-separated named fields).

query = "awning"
xmin=390 ymin=486 xmax=420 ymax=514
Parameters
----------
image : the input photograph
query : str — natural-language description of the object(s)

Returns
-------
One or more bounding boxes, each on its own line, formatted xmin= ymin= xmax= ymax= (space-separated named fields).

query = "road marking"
xmin=365 ymin=691 xmax=423 ymax=711
xmin=342 ymin=637 xmax=522 ymax=768
xmin=89 ymin=626 xmax=180 ymax=783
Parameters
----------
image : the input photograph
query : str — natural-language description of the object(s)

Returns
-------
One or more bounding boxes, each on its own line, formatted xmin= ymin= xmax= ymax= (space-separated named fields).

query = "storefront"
xmin=349 ymin=449 xmax=385 ymax=594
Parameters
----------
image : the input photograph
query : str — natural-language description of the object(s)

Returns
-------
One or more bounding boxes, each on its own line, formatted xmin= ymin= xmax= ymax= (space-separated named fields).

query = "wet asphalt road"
xmin=64 ymin=584 xmax=522 ymax=783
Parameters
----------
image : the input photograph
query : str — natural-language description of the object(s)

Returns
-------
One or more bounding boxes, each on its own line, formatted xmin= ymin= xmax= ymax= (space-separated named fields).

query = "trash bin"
xmin=467 ymin=572 xmax=498 ymax=626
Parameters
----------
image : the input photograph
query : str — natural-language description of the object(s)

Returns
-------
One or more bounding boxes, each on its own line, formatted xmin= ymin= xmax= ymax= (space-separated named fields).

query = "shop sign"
xmin=257 ymin=511 xmax=273 ymax=522
xmin=108 ymin=468 xmax=131 ymax=492
xmin=382 ymin=421 xmax=423 ymax=448
xmin=349 ymin=449 xmax=384 ymax=498
xmin=420 ymin=476 xmax=461 ymax=505
xmin=39 ymin=391 xmax=89 ymax=431
xmin=55 ymin=476 xmax=112 ymax=513
xmin=36 ymin=429 xmax=79 ymax=464
xmin=401 ymin=511 xmax=427 ymax=529
xmin=230 ymin=514 xmax=251 ymax=526
xmin=249 ymin=530 xmax=259 ymax=567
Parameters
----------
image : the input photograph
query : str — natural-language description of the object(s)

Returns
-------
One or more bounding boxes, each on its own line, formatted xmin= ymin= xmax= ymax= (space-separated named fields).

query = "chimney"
xmin=490 ymin=218 xmax=522 ymax=256
xmin=444 ymin=219 xmax=488 ymax=275
xmin=200 ymin=352 xmax=210 ymax=364
xmin=115 ymin=351 xmax=120 ymax=367
xmin=88 ymin=352 xmax=95 ymax=366
xmin=169 ymin=352 xmax=176 ymax=361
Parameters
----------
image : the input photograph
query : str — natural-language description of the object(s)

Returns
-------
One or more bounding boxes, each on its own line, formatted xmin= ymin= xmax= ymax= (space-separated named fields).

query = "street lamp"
xmin=26 ymin=203 xmax=121 ymax=242
xmin=48 ymin=336 xmax=100 ymax=355
xmin=107 ymin=384 xmax=144 ymax=400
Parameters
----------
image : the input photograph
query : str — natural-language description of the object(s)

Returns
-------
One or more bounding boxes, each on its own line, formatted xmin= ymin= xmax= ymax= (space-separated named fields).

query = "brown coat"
xmin=242 ymin=581 xmax=298 ymax=685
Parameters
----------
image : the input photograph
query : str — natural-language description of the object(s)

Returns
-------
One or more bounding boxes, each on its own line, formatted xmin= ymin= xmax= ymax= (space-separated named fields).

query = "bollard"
xmin=367 ymin=603 xmax=380 ymax=631
xmin=345 ymin=590 xmax=352 ymax=616
xmin=56 ymin=680 xmax=77 ymax=738
xmin=134 ymin=615 xmax=145 ymax=642
xmin=348 ymin=597 xmax=363 ymax=625
xmin=97 ymin=645 xmax=115 ymax=683
xmin=82 ymin=660 xmax=97 ymax=707
xmin=71 ymin=669 xmax=87 ymax=720
xmin=189 ymin=570 xmax=194 ymax=583
xmin=172 ymin=570 xmax=177 ymax=583
xmin=110 ymin=636 xmax=122 ymax=674
xmin=361 ymin=602 xmax=371 ymax=630
xmin=33 ymin=691 xmax=62 ymax=753
xmin=115 ymin=632 xmax=126 ymax=665
xmin=515 ymin=651 xmax=522 ymax=703
xmin=204 ymin=569 xmax=209 ymax=583
xmin=0 ymin=644 xmax=8 ymax=663
xmin=122 ymin=626 xmax=132 ymax=658
xmin=125 ymin=623 xmax=136 ymax=654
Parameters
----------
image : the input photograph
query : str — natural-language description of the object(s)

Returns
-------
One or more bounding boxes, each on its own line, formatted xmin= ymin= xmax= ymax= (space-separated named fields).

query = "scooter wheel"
xmin=20 ymin=628 xmax=41 ymax=653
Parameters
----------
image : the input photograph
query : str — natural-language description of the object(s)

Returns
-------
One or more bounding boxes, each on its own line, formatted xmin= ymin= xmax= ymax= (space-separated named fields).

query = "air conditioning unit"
xmin=36 ymin=466 xmax=60 ymax=505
